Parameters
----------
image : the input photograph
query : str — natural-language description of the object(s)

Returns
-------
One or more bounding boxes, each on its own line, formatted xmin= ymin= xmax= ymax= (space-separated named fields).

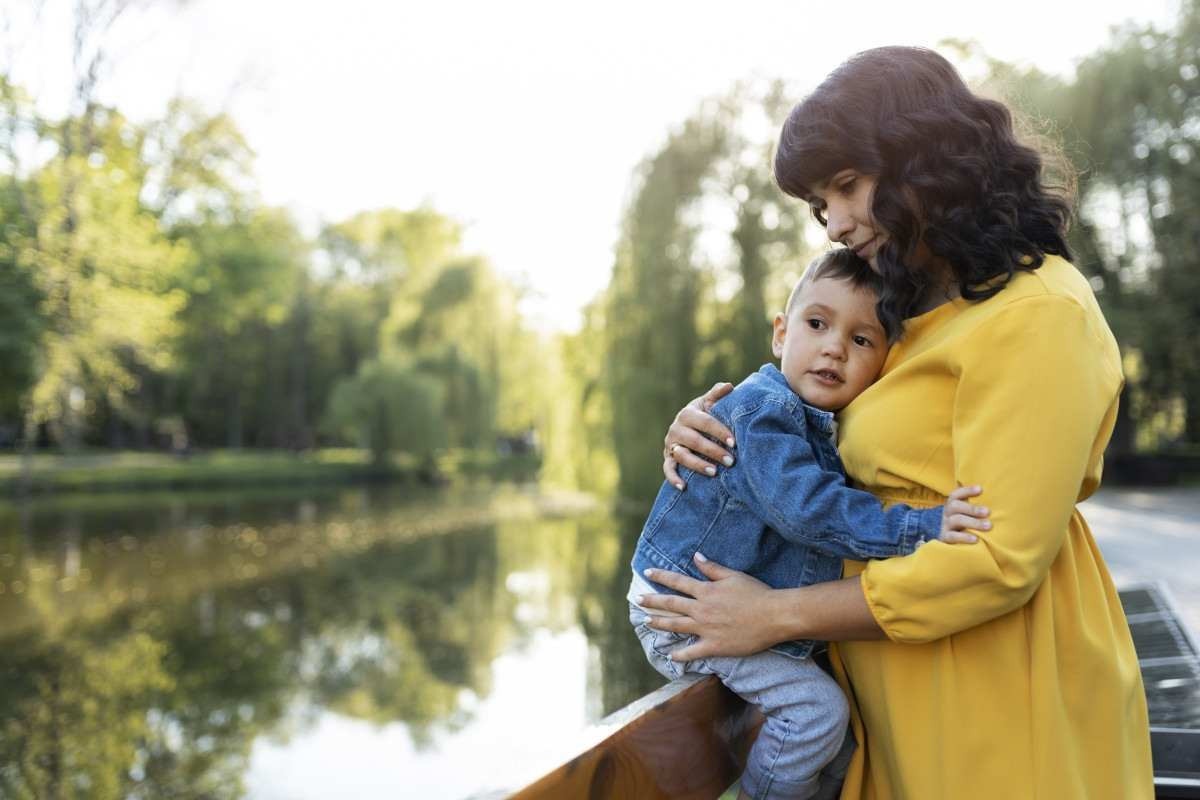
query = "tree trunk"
xmin=18 ymin=409 xmax=35 ymax=495
xmin=227 ymin=386 xmax=243 ymax=449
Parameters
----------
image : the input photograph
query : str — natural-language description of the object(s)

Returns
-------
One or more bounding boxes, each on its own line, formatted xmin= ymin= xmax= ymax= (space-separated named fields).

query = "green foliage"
xmin=142 ymin=98 xmax=256 ymax=225
xmin=169 ymin=207 xmax=309 ymax=448
xmin=326 ymin=210 xmax=553 ymax=460
xmin=12 ymin=103 xmax=189 ymax=446
xmin=321 ymin=206 xmax=461 ymax=286
xmin=0 ymin=208 xmax=42 ymax=417
xmin=0 ymin=59 xmax=559 ymax=470
xmin=325 ymin=358 xmax=447 ymax=465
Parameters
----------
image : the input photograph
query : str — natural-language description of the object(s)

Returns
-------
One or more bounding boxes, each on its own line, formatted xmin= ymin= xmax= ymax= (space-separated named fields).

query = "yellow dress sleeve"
xmin=860 ymin=294 xmax=1123 ymax=643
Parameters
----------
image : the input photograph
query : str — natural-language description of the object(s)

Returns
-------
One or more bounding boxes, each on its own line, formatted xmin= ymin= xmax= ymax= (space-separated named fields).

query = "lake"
xmin=0 ymin=483 xmax=661 ymax=799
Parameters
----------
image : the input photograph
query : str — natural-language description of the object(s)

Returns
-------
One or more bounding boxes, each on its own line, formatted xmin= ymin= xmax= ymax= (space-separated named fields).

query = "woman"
xmin=638 ymin=46 xmax=1153 ymax=799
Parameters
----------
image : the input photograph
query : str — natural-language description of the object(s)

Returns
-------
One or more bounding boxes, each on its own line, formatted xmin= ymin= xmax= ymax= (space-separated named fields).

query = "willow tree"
xmin=321 ymin=207 xmax=552 ymax=464
xmin=604 ymin=84 xmax=812 ymax=502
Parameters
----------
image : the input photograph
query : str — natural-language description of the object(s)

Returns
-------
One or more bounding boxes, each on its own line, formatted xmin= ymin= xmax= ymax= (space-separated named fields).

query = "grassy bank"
xmin=0 ymin=448 xmax=541 ymax=494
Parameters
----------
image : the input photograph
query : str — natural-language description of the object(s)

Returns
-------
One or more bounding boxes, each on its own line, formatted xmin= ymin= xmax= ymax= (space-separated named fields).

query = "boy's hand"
xmin=937 ymin=484 xmax=990 ymax=544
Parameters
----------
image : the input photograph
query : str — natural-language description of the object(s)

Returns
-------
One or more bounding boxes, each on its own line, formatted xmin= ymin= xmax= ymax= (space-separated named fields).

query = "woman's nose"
xmin=824 ymin=202 xmax=853 ymax=243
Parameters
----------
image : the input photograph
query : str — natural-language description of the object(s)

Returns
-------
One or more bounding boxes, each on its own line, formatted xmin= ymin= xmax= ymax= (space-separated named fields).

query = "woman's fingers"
xmin=691 ymin=552 xmax=737 ymax=580
xmin=665 ymin=410 xmax=735 ymax=465
xmin=939 ymin=529 xmax=979 ymax=544
xmin=677 ymin=405 xmax=736 ymax=450
xmin=642 ymin=613 xmax=718 ymax=661
xmin=663 ymin=455 xmax=685 ymax=490
xmin=666 ymin=636 xmax=713 ymax=662
xmin=661 ymin=420 xmax=734 ymax=482
xmin=700 ymin=381 xmax=735 ymax=412
xmin=643 ymin=613 xmax=697 ymax=635
xmin=667 ymin=443 xmax=719 ymax=477
xmin=641 ymin=567 xmax=706 ymax=598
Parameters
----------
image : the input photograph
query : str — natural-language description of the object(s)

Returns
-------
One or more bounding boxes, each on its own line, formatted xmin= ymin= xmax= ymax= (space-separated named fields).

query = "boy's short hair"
xmin=785 ymin=249 xmax=897 ymax=341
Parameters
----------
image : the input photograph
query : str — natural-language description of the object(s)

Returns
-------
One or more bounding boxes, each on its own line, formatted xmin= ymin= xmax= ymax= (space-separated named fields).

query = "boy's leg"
xmin=699 ymin=650 xmax=850 ymax=800
xmin=812 ymin=728 xmax=854 ymax=800
xmin=630 ymin=601 xmax=852 ymax=799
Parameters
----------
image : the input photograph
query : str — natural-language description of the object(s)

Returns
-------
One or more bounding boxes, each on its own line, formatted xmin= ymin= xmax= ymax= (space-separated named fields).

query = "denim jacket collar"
xmin=756 ymin=365 xmax=835 ymax=437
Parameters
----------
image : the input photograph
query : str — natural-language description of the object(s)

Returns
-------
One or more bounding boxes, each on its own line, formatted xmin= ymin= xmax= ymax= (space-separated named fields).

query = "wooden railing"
xmin=511 ymin=674 xmax=761 ymax=800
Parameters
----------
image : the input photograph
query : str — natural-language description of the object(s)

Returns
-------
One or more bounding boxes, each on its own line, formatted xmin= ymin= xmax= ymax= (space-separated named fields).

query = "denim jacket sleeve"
xmin=719 ymin=396 xmax=944 ymax=559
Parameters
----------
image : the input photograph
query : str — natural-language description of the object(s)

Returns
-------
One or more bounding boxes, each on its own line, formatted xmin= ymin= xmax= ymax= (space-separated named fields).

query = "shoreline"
xmin=0 ymin=448 xmax=541 ymax=495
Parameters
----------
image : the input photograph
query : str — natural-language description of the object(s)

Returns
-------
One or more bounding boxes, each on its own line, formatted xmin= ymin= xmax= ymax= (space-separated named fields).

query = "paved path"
xmin=1083 ymin=487 xmax=1200 ymax=634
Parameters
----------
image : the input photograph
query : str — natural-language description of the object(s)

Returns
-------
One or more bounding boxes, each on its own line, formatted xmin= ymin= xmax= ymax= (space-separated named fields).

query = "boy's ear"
xmin=771 ymin=312 xmax=787 ymax=358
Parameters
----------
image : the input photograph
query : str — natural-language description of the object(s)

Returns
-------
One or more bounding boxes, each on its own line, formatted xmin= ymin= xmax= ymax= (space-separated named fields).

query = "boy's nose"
xmin=822 ymin=339 xmax=847 ymax=359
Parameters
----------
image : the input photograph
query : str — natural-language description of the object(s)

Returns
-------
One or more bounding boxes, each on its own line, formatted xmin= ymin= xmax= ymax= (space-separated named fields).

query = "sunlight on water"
xmin=246 ymin=627 xmax=592 ymax=799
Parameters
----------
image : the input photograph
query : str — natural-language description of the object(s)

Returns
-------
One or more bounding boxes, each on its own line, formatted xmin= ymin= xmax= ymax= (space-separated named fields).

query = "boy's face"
xmin=772 ymin=276 xmax=888 ymax=412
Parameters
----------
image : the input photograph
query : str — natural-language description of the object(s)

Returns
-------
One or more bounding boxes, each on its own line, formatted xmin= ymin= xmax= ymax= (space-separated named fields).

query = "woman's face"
xmin=807 ymin=170 xmax=886 ymax=272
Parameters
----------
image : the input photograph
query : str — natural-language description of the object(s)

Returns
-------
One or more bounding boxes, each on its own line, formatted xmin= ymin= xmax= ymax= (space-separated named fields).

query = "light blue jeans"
xmin=630 ymin=602 xmax=853 ymax=800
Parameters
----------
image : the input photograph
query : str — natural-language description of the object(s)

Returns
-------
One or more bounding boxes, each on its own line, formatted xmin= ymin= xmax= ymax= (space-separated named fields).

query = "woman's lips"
xmin=854 ymin=237 xmax=878 ymax=259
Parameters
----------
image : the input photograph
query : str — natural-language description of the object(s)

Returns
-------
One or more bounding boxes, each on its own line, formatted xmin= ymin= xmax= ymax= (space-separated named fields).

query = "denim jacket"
xmin=631 ymin=364 xmax=944 ymax=659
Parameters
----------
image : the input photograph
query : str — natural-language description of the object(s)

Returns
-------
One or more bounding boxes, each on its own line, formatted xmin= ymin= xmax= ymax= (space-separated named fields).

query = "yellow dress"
xmin=832 ymin=256 xmax=1153 ymax=799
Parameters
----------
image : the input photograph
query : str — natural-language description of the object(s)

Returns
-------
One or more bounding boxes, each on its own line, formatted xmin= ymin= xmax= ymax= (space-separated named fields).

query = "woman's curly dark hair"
xmin=774 ymin=46 xmax=1074 ymax=336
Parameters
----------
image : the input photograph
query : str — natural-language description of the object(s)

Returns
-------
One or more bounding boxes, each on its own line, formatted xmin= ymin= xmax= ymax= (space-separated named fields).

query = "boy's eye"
xmin=807 ymin=318 xmax=825 ymax=330
xmin=853 ymin=335 xmax=872 ymax=347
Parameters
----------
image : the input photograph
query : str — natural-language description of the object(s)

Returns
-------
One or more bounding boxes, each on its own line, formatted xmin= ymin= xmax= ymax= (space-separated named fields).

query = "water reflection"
xmin=0 ymin=485 xmax=662 ymax=798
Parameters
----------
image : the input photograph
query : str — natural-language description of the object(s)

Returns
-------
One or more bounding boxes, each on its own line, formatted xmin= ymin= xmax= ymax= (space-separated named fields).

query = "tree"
xmin=15 ymin=104 xmax=188 ymax=449
xmin=169 ymin=207 xmax=307 ymax=448
xmin=325 ymin=359 xmax=446 ymax=467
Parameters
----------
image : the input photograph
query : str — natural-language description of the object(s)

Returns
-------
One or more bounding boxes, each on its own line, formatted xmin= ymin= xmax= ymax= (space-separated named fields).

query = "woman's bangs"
xmin=775 ymin=111 xmax=856 ymax=199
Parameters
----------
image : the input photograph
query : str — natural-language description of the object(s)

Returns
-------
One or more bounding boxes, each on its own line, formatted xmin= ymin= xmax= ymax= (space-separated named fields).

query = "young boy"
xmin=628 ymin=249 xmax=989 ymax=800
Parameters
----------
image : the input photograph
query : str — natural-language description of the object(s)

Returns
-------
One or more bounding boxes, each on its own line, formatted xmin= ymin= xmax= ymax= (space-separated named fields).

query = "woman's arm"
xmin=859 ymin=295 xmax=1123 ymax=643
xmin=638 ymin=555 xmax=885 ymax=661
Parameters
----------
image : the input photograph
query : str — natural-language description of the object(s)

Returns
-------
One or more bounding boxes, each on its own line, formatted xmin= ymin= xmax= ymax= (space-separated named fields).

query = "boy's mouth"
xmin=809 ymin=369 xmax=844 ymax=385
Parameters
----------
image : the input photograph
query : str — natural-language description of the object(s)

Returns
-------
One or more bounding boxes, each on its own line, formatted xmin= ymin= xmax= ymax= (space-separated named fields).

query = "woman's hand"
xmin=663 ymin=382 xmax=737 ymax=490
xmin=637 ymin=554 xmax=780 ymax=660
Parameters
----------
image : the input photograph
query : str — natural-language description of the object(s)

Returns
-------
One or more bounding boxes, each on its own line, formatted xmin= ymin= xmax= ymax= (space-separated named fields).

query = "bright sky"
xmin=5 ymin=0 xmax=1180 ymax=330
